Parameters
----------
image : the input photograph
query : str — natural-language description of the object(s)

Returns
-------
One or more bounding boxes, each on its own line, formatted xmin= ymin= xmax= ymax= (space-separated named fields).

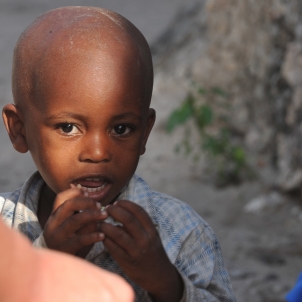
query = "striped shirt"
xmin=0 ymin=171 xmax=236 ymax=302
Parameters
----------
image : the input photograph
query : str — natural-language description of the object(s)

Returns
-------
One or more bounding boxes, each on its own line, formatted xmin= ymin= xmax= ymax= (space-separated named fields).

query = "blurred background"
xmin=1 ymin=0 xmax=302 ymax=301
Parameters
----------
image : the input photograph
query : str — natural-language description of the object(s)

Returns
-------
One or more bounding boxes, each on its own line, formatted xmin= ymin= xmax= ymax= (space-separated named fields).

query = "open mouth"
xmin=73 ymin=177 xmax=110 ymax=200
xmin=75 ymin=180 xmax=107 ymax=192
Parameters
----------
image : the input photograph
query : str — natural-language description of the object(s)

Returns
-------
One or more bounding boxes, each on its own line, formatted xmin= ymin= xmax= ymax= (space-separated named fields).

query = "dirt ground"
xmin=0 ymin=1 xmax=302 ymax=301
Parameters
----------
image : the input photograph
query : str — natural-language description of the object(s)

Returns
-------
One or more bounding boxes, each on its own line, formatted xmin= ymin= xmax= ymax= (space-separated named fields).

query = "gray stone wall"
xmin=152 ymin=0 xmax=302 ymax=191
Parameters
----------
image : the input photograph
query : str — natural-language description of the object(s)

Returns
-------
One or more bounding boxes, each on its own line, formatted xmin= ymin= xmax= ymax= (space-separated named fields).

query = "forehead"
xmin=33 ymin=46 xmax=145 ymax=116
xmin=14 ymin=7 xmax=152 ymax=114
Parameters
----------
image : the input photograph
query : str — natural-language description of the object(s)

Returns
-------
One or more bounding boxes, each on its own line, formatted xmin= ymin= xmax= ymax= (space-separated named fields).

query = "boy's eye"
xmin=58 ymin=123 xmax=80 ymax=135
xmin=113 ymin=125 xmax=131 ymax=135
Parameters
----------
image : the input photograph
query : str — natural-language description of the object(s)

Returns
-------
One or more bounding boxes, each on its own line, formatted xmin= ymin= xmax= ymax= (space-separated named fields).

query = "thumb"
xmin=52 ymin=186 xmax=84 ymax=213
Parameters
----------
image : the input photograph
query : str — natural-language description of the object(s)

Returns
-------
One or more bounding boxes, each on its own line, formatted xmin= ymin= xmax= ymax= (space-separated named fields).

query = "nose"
xmin=79 ymin=132 xmax=111 ymax=163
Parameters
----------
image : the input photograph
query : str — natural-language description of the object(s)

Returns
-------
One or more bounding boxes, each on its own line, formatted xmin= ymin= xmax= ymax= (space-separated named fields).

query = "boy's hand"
xmin=99 ymin=200 xmax=184 ymax=302
xmin=43 ymin=188 xmax=107 ymax=255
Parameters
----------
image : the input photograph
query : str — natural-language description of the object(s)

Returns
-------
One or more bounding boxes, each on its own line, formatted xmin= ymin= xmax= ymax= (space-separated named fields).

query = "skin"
xmin=2 ymin=7 xmax=183 ymax=302
xmin=0 ymin=217 xmax=134 ymax=302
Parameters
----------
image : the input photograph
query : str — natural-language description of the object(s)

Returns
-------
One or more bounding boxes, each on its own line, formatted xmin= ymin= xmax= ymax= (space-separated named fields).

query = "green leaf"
xmin=232 ymin=147 xmax=246 ymax=165
xmin=202 ymin=136 xmax=217 ymax=154
xmin=165 ymin=95 xmax=194 ymax=133
xmin=220 ymin=128 xmax=230 ymax=138
xmin=195 ymin=105 xmax=213 ymax=129
xmin=211 ymin=87 xmax=228 ymax=98
xmin=197 ymin=87 xmax=207 ymax=95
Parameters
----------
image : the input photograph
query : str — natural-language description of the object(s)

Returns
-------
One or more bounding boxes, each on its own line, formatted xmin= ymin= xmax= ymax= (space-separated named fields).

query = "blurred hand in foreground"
xmin=0 ymin=217 xmax=134 ymax=302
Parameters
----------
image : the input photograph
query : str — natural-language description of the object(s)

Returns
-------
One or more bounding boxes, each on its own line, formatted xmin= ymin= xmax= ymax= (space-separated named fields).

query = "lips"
xmin=73 ymin=176 xmax=111 ymax=202
xmin=75 ymin=178 xmax=107 ymax=192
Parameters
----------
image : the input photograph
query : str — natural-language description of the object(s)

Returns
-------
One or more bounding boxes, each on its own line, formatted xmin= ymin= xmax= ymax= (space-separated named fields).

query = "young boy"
xmin=0 ymin=6 xmax=236 ymax=302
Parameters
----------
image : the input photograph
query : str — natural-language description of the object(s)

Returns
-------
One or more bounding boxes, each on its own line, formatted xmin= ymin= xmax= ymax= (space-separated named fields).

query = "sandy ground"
xmin=1 ymin=1 xmax=302 ymax=301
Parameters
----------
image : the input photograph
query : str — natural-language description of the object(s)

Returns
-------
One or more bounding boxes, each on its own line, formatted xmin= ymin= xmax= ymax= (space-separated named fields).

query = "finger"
xmin=98 ymin=222 xmax=135 ymax=256
xmin=111 ymin=200 xmax=156 ymax=233
xmin=69 ymin=232 xmax=105 ymax=253
xmin=50 ymin=197 xmax=106 ymax=228
xmin=59 ymin=209 xmax=108 ymax=234
xmin=106 ymin=204 xmax=145 ymax=240
xmin=103 ymin=235 xmax=129 ymax=261
xmin=52 ymin=187 xmax=84 ymax=213
xmin=77 ymin=220 xmax=99 ymax=235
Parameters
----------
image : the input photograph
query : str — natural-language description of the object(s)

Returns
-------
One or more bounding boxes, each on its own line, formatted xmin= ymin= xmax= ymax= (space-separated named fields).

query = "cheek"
xmin=116 ymin=143 xmax=141 ymax=172
xmin=113 ymin=139 xmax=142 ymax=161
xmin=27 ymin=130 xmax=71 ymax=174
xmin=31 ymin=140 xmax=75 ymax=193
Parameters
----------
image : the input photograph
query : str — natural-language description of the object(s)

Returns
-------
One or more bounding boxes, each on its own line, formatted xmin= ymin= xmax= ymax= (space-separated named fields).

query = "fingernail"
xmin=96 ymin=202 xmax=101 ymax=209
xmin=70 ymin=183 xmax=76 ymax=188
xmin=105 ymin=205 xmax=111 ymax=209
xmin=113 ymin=201 xmax=119 ymax=205
xmin=76 ymin=184 xmax=82 ymax=189
xmin=99 ymin=233 xmax=105 ymax=239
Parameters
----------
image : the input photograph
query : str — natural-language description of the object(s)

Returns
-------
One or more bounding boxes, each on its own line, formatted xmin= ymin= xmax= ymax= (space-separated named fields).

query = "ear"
xmin=2 ymin=104 xmax=28 ymax=153
xmin=140 ymin=108 xmax=156 ymax=155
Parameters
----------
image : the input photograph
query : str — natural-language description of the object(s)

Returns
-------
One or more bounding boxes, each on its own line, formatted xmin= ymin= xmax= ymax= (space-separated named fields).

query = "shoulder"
xmin=0 ymin=188 xmax=22 ymax=225
xmin=152 ymin=190 xmax=208 ymax=228
xmin=0 ymin=188 xmax=22 ymax=209
xmin=150 ymin=190 xmax=211 ymax=245
xmin=0 ymin=191 xmax=15 ymax=201
xmin=131 ymin=175 xmax=210 ymax=255
xmin=132 ymin=174 xmax=208 ymax=228
xmin=0 ymin=171 xmax=43 ymax=220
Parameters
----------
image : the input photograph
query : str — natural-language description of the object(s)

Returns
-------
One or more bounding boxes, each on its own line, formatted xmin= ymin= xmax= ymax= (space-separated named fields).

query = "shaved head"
xmin=12 ymin=6 xmax=153 ymax=112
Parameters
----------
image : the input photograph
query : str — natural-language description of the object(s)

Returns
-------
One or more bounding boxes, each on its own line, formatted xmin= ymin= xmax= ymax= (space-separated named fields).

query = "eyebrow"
xmin=44 ymin=112 xmax=142 ymax=123
xmin=111 ymin=112 xmax=142 ymax=123
xmin=44 ymin=112 xmax=87 ymax=122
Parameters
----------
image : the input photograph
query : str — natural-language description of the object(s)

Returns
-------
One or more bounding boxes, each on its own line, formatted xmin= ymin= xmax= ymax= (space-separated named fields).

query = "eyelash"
xmin=111 ymin=124 xmax=135 ymax=137
xmin=55 ymin=123 xmax=80 ymax=136
xmin=55 ymin=123 xmax=135 ymax=137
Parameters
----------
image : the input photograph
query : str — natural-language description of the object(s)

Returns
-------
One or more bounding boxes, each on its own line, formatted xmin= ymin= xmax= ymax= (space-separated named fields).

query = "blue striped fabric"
xmin=0 ymin=171 xmax=236 ymax=302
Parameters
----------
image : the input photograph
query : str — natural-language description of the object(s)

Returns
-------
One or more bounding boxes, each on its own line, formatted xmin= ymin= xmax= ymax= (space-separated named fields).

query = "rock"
xmin=151 ymin=0 xmax=302 ymax=191
xmin=279 ymin=169 xmax=302 ymax=191
xmin=229 ymin=269 xmax=255 ymax=280
xmin=244 ymin=191 xmax=284 ymax=213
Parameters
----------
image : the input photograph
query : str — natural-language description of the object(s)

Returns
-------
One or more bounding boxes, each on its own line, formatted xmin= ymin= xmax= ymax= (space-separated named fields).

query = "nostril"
xmin=79 ymin=134 xmax=112 ymax=163
xmin=79 ymin=144 xmax=111 ymax=163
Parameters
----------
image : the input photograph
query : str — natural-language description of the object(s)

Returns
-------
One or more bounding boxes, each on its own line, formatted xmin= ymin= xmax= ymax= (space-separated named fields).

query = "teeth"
xmin=85 ymin=178 xmax=101 ymax=181
xmin=76 ymin=182 xmax=107 ymax=193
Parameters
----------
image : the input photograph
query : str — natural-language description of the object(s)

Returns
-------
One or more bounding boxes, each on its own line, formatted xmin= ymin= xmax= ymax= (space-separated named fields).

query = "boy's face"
xmin=20 ymin=45 xmax=155 ymax=206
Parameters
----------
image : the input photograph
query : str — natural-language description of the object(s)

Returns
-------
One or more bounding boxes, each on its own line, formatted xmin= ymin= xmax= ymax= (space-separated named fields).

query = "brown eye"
xmin=112 ymin=125 xmax=132 ymax=136
xmin=61 ymin=123 xmax=74 ymax=133
xmin=57 ymin=123 xmax=80 ymax=135
xmin=114 ymin=125 xmax=127 ymax=134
